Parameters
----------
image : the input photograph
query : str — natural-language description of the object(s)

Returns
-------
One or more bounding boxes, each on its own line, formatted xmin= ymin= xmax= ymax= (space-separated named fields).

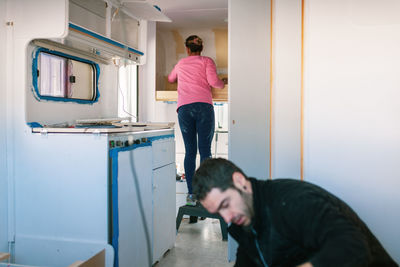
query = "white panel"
xmin=111 ymin=11 xmax=139 ymax=49
xmin=69 ymin=0 xmax=106 ymax=36
xmin=305 ymin=0 xmax=400 ymax=262
xmin=228 ymin=0 xmax=270 ymax=261
xmin=272 ymin=0 xmax=301 ymax=179
xmin=14 ymin=133 xmax=110 ymax=266
xmin=25 ymin=44 xmax=119 ymax=125
xmin=0 ymin=0 xmax=8 ymax=253
xmin=152 ymin=138 xmax=175 ymax=169
xmin=157 ymin=9 xmax=227 ymax=30
xmin=349 ymin=0 xmax=400 ymax=26
xmin=4 ymin=0 xmax=76 ymax=262
xmin=175 ymin=180 xmax=188 ymax=217
xmin=139 ymin=21 xmax=156 ymax=121
xmin=123 ymin=2 xmax=172 ymax=22
xmin=117 ymin=146 xmax=153 ymax=267
xmin=11 ymin=0 xmax=68 ymax=39
xmin=229 ymin=0 xmax=270 ymax=181
xmin=153 ymin=163 xmax=176 ymax=262
xmin=15 ymin=238 xmax=114 ymax=267
xmin=151 ymin=0 xmax=227 ymax=11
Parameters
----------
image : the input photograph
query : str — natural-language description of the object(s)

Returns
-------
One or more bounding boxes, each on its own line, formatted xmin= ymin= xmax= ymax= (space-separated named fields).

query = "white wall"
xmin=0 ymin=0 xmax=158 ymax=263
xmin=4 ymin=0 xmax=68 ymax=259
xmin=139 ymin=21 xmax=157 ymax=123
xmin=24 ymin=2 xmax=124 ymax=125
xmin=23 ymin=0 xmax=146 ymax=126
xmin=228 ymin=0 xmax=270 ymax=261
xmin=0 ymin=0 xmax=8 ymax=253
xmin=229 ymin=0 xmax=270 ymax=179
xmin=304 ymin=0 xmax=400 ymax=261
xmin=0 ymin=0 xmax=155 ymax=260
xmin=272 ymin=0 xmax=302 ymax=178
xmin=229 ymin=0 xmax=399 ymax=263
xmin=25 ymin=51 xmax=119 ymax=125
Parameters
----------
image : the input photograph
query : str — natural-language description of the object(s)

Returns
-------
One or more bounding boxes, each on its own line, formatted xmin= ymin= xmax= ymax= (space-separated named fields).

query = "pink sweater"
xmin=168 ymin=55 xmax=225 ymax=109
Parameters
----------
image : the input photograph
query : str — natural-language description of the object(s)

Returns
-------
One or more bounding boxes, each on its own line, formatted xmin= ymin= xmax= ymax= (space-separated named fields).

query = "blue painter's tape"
xmin=153 ymin=5 xmax=161 ymax=12
xmin=32 ymin=47 xmax=100 ymax=104
xmin=109 ymin=142 xmax=152 ymax=267
xmin=110 ymin=150 xmax=119 ymax=267
xmin=147 ymin=134 xmax=175 ymax=143
xmin=69 ymin=23 xmax=144 ymax=56
xmin=214 ymin=103 xmax=225 ymax=106
xmin=27 ymin=122 xmax=43 ymax=128
xmin=110 ymin=142 xmax=152 ymax=156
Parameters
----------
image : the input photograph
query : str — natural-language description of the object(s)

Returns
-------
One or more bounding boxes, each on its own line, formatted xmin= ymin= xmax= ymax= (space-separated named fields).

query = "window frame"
xmin=32 ymin=47 xmax=100 ymax=104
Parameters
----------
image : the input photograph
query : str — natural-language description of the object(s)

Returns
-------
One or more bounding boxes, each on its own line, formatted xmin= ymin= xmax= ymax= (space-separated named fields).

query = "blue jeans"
xmin=178 ymin=103 xmax=215 ymax=194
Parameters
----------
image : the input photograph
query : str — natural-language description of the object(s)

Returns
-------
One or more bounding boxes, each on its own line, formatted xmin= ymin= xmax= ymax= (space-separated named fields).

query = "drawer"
xmin=152 ymin=138 xmax=175 ymax=169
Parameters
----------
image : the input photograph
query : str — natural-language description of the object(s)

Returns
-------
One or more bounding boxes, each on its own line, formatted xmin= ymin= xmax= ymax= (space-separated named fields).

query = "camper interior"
xmin=0 ymin=0 xmax=399 ymax=266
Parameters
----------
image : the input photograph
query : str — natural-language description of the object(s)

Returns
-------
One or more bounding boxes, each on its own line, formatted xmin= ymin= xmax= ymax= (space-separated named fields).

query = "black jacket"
xmin=228 ymin=178 xmax=398 ymax=267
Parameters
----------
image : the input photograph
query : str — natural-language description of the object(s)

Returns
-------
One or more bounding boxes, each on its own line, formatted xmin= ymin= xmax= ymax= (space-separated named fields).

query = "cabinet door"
xmin=116 ymin=146 xmax=153 ymax=267
xmin=152 ymin=137 xmax=175 ymax=169
xmin=153 ymin=163 xmax=176 ymax=262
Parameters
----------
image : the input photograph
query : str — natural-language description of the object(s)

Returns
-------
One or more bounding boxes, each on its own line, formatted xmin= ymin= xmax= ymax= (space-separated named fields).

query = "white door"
xmin=115 ymin=145 xmax=153 ymax=267
xmin=153 ymin=163 xmax=176 ymax=262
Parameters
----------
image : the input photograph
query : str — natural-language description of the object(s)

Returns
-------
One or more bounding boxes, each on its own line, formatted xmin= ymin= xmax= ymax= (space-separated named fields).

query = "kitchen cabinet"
xmin=150 ymin=136 xmax=176 ymax=263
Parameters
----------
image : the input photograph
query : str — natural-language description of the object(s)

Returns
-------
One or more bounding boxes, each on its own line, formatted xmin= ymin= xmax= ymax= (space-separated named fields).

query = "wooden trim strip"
xmin=300 ymin=0 xmax=305 ymax=181
xmin=269 ymin=0 xmax=274 ymax=179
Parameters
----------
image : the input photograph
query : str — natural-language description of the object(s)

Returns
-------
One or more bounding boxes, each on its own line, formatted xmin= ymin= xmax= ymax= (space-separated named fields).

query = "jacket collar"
xmin=249 ymin=177 xmax=272 ymax=233
xmin=249 ymin=177 xmax=262 ymax=230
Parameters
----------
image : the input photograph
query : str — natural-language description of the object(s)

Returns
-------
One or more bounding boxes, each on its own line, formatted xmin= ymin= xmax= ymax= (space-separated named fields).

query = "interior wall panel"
xmin=272 ymin=0 xmax=302 ymax=179
xmin=0 ymin=0 xmax=9 ymax=253
xmin=304 ymin=0 xmax=400 ymax=261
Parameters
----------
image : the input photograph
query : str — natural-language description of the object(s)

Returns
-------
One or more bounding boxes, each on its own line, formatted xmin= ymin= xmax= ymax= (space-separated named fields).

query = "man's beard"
xmin=238 ymin=189 xmax=254 ymax=231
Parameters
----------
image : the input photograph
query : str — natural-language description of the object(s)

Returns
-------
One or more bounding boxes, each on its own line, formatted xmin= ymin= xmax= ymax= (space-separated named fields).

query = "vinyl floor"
xmin=155 ymin=218 xmax=234 ymax=267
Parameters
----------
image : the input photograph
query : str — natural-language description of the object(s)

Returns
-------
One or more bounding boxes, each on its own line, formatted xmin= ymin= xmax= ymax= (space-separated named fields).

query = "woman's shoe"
xmin=186 ymin=194 xmax=197 ymax=206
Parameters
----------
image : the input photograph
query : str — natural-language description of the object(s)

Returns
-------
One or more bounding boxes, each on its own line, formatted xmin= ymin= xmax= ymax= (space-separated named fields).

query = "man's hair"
xmin=193 ymin=158 xmax=248 ymax=200
xmin=185 ymin=35 xmax=203 ymax=53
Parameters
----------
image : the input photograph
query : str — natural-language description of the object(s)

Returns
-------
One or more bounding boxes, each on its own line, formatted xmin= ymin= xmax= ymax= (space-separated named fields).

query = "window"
xmin=32 ymin=48 xmax=99 ymax=103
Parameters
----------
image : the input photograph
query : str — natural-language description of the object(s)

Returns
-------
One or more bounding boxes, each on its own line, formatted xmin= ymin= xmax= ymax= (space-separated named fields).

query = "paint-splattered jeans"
xmin=178 ymin=102 xmax=215 ymax=194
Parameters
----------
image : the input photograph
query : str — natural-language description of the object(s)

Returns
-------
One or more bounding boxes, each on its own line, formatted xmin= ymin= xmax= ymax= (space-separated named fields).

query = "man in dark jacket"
xmin=193 ymin=158 xmax=397 ymax=267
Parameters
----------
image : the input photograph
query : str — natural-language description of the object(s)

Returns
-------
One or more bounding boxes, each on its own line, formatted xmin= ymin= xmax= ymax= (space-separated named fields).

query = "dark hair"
xmin=185 ymin=35 xmax=203 ymax=53
xmin=193 ymin=158 xmax=248 ymax=200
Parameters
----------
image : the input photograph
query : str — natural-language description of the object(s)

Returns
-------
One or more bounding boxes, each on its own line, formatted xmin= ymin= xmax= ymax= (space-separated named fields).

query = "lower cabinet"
xmin=152 ymin=163 xmax=176 ymax=263
xmin=114 ymin=145 xmax=153 ymax=267
xmin=13 ymin=132 xmax=175 ymax=267
xmin=151 ymin=136 xmax=176 ymax=263
xmin=114 ymin=135 xmax=176 ymax=267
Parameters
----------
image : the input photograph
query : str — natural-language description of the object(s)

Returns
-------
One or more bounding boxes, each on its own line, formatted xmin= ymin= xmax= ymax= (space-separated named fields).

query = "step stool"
xmin=176 ymin=204 xmax=228 ymax=241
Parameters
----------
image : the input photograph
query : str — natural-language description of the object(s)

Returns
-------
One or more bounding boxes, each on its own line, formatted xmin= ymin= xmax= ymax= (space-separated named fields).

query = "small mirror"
xmin=34 ymin=50 xmax=97 ymax=102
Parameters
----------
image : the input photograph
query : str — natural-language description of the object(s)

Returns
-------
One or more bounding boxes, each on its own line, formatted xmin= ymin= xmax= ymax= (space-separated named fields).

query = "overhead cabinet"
xmin=67 ymin=0 xmax=171 ymax=64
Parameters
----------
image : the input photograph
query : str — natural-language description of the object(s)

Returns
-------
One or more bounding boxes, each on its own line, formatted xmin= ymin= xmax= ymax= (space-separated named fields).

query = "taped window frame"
xmin=32 ymin=47 xmax=100 ymax=104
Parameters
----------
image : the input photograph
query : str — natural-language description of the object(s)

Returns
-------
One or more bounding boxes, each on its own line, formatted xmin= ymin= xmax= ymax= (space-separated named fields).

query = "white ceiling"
xmin=141 ymin=0 xmax=228 ymax=30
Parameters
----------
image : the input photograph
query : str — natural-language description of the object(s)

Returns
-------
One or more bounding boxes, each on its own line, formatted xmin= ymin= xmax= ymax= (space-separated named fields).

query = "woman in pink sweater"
xmin=168 ymin=35 xmax=227 ymax=207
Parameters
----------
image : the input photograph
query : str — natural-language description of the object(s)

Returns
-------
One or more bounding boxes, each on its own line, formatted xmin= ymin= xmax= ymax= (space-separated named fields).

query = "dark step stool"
xmin=176 ymin=204 xmax=228 ymax=241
